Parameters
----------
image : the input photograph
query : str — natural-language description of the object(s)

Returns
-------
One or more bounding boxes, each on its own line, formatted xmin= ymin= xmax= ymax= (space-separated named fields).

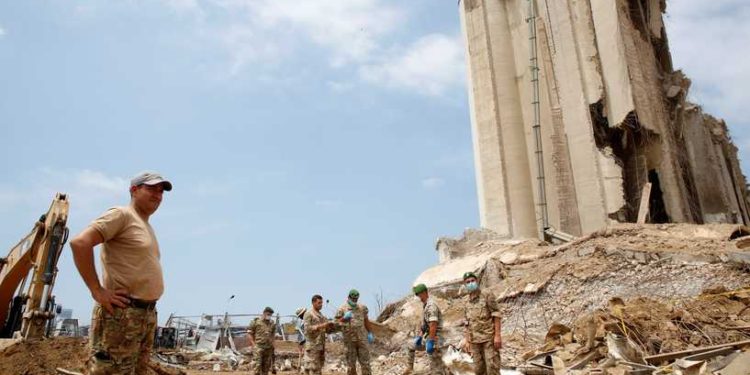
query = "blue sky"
xmin=0 ymin=0 xmax=748 ymax=324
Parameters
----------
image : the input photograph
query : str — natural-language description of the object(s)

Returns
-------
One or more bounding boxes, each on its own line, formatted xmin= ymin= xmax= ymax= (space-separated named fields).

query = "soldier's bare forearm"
xmin=428 ymin=322 xmax=437 ymax=339
xmin=494 ymin=317 xmax=501 ymax=337
xmin=70 ymin=238 xmax=102 ymax=293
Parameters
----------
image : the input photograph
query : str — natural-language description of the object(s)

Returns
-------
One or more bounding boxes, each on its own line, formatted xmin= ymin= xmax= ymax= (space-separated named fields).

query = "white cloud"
xmin=154 ymin=0 xmax=463 ymax=97
xmin=359 ymin=34 xmax=466 ymax=96
xmin=252 ymin=0 xmax=404 ymax=67
xmin=172 ymin=0 xmax=404 ymax=75
xmin=665 ymin=0 xmax=750 ymax=174
xmin=421 ymin=177 xmax=445 ymax=190
xmin=0 ymin=169 xmax=128 ymax=217
xmin=215 ymin=23 xmax=285 ymax=76
xmin=73 ymin=169 xmax=128 ymax=195
xmin=0 ymin=26 xmax=6 ymax=38
xmin=665 ymin=1 xmax=750 ymax=128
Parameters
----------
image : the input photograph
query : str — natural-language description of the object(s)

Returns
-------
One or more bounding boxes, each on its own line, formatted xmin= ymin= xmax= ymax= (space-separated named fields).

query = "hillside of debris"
xmin=377 ymin=223 xmax=750 ymax=371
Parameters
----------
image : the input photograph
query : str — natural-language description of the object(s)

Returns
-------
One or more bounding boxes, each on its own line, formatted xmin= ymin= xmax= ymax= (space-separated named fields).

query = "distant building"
xmin=57 ymin=308 xmax=73 ymax=321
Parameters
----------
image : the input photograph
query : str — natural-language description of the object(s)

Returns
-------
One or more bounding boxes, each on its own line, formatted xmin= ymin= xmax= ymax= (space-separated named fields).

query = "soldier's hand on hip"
xmin=92 ymin=287 xmax=131 ymax=315
xmin=462 ymin=341 xmax=471 ymax=353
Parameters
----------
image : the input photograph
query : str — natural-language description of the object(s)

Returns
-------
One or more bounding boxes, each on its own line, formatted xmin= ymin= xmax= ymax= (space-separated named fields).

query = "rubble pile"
xmin=378 ymin=224 xmax=750 ymax=371
xmin=167 ymin=340 xmax=349 ymax=373
xmin=521 ymin=288 xmax=750 ymax=373
xmin=4 ymin=222 xmax=750 ymax=375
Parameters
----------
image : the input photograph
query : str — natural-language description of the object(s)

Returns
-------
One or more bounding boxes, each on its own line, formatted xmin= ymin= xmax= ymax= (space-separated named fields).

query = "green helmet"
xmin=412 ymin=283 xmax=428 ymax=295
xmin=348 ymin=289 xmax=360 ymax=298
xmin=463 ymin=271 xmax=478 ymax=280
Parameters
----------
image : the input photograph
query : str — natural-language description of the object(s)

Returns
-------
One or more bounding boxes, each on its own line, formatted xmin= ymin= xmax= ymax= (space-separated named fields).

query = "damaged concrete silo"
xmin=460 ymin=0 xmax=749 ymax=239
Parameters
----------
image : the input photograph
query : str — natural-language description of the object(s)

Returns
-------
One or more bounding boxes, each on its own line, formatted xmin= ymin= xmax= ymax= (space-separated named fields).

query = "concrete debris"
xmin=715 ymin=351 xmax=750 ymax=375
xmin=442 ymin=346 xmax=474 ymax=375
xmin=198 ymin=347 xmax=241 ymax=369
xmin=381 ymin=223 xmax=750 ymax=372
xmin=515 ymin=290 xmax=750 ymax=373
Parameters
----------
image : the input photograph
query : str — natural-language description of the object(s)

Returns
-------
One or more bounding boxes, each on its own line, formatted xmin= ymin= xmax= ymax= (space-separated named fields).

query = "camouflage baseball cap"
xmin=130 ymin=171 xmax=172 ymax=191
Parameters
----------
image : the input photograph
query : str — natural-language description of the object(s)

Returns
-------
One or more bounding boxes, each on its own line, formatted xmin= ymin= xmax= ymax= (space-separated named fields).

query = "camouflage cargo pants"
xmin=253 ymin=346 xmax=274 ymax=375
xmin=344 ymin=340 xmax=371 ymax=375
xmin=405 ymin=339 xmax=445 ymax=375
xmin=470 ymin=341 xmax=500 ymax=375
xmin=303 ymin=347 xmax=325 ymax=375
xmin=405 ymin=338 xmax=418 ymax=370
xmin=427 ymin=345 xmax=446 ymax=375
xmin=87 ymin=304 xmax=157 ymax=375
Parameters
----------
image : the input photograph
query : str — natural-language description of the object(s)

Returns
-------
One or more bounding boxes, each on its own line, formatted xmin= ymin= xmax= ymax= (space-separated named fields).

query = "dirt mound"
xmin=0 ymin=337 xmax=184 ymax=375
xmin=0 ymin=337 xmax=88 ymax=375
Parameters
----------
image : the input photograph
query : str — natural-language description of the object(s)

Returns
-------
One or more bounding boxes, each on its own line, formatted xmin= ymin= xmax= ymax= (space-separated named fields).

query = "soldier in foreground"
xmin=303 ymin=295 xmax=335 ymax=375
xmin=402 ymin=318 xmax=427 ymax=375
xmin=70 ymin=171 xmax=172 ymax=374
xmin=413 ymin=283 xmax=446 ymax=375
xmin=461 ymin=272 xmax=502 ymax=375
xmin=248 ymin=306 xmax=278 ymax=375
xmin=335 ymin=289 xmax=375 ymax=375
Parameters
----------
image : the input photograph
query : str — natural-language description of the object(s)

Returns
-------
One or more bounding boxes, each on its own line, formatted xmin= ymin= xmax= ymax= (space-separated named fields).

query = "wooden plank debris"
xmin=637 ymin=182 xmax=652 ymax=224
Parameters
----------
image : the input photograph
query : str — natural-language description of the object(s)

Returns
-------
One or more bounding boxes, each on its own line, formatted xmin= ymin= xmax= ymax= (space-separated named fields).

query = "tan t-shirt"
xmin=90 ymin=205 xmax=164 ymax=301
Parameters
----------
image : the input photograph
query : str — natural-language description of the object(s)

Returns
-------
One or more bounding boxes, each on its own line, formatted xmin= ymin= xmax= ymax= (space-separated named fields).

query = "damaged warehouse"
xmin=461 ymin=0 xmax=750 ymax=239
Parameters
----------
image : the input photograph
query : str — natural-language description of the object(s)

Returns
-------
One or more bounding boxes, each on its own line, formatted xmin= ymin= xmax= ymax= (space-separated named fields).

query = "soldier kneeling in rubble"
xmin=461 ymin=272 xmax=502 ymax=375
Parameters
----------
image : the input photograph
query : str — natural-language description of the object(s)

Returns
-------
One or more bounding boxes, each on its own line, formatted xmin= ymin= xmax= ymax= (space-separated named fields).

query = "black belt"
xmin=129 ymin=298 xmax=157 ymax=310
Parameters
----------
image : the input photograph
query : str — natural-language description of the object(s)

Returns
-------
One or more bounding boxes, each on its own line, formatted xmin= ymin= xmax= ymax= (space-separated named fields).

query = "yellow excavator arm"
xmin=0 ymin=193 xmax=69 ymax=339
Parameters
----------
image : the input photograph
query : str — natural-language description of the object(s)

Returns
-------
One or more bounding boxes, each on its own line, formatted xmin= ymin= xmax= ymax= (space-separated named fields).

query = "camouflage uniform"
xmin=422 ymin=297 xmax=446 ymax=375
xmin=404 ymin=323 xmax=423 ymax=373
xmin=335 ymin=303 xmax=371 ymax=375
xmin=302 ymin=309 xmax=329 ymax=375
xmin=464 ymin=291 xmax=502 ymax=375
xmin=87 ymin=304 xmax=157 ymax=375
xmin=248 ymin=317 xmax=277 ymax=375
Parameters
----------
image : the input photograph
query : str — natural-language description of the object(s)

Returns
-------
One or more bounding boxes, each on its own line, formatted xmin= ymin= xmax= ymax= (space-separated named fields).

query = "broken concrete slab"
xmin=715 ymin=351 xmax=750 ymax=375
